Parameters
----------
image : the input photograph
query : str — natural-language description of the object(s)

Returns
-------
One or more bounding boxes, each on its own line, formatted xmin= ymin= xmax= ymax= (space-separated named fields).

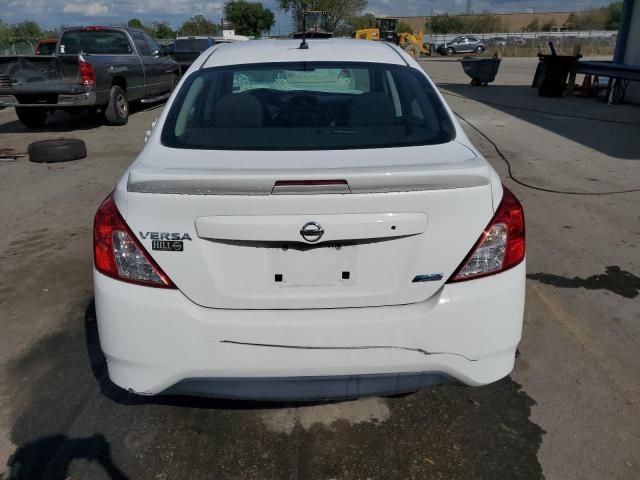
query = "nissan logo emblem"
xmin=300 ymin=222 xmax=324 ymax=242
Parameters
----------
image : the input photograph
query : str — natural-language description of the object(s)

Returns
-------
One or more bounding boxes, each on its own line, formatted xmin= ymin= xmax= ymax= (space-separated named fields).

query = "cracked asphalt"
xmin=1 ymin=57 xmax=639 ymax=479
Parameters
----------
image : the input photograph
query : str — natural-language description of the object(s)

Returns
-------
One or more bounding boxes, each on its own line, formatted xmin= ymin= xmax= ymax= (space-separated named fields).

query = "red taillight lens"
xmin=448 ymin=187 xmax=525 ymax=282
xmin=79 ymin=61 xmax=96 ymax=87
xmin=93 ymin=193 xmax=175 ymax=288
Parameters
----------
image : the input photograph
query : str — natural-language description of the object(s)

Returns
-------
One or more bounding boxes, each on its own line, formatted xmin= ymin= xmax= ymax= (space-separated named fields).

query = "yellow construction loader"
xmin=354 ymin=18 xmax=429 ymax=58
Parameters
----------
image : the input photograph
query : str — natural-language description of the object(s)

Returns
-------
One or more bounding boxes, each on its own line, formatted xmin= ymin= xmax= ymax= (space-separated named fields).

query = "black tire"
xmin=104 ymin=85 xmax=129 ymax=126
xmin=28 ymin=139 xmax=87 ymax=163
xmin=403 ymin=44 xmax=420 ymax=58
xmin=475 ymin=45 xmax=485 ymax=53
xmin=446 ymin=47 xmax=455 ymax=56
xmin=15 ymin=107 xmax=47 ymax=129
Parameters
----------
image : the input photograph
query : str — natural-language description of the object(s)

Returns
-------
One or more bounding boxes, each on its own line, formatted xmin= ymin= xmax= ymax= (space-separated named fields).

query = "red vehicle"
xmin=35 ymin=39 xmax=57 ymax=55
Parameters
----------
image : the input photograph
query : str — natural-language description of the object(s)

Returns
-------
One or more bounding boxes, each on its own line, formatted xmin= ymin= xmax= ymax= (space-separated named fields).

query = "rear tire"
xmin=104 ymin=85 xmax=129 ymax=126
xmin=28 ymin=139 xmax=87 ymax=163
xmin=446 ymin=47 xmax=455 ymax=56
xmin=15 ymin=107 xmax=47 ymax=128
xmin=403 ymin=44 xmax=420 ymax=58
xmin=475 ymin=45 xmax=485 ymax=53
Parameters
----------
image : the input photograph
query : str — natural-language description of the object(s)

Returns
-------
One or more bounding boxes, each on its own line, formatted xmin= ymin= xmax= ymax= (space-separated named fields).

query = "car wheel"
xmin=104 ymin=85 xmax=129 ymax=126
xmin=446 ymin=47 xmax=455 ymax=56
xmin=15 ymin=107 xmax=47 ymax=129
xmin=28 ymin=139 xmax=87 ymax=163
xmin=475 ymin=45 xmax=485 ymax=53
xmin=403 ymin=44 xmax=420 ymax=58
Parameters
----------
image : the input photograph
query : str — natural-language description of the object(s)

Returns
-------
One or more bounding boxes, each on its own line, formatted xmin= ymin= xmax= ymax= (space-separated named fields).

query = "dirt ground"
xmin=1 ymin=57 xmax=639 ymax=479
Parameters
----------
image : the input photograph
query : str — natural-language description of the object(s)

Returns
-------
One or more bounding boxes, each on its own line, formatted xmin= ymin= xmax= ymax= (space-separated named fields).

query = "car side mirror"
xmin=152 ymin=49 xmax=162 ymax=57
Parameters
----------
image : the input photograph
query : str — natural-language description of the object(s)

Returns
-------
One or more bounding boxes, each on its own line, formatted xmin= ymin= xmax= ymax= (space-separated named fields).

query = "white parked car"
xmin=93 ymin=39 xmax=525 ymax=400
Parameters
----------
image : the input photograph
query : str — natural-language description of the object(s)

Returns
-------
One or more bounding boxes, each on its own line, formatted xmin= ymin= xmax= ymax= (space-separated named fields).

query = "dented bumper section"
xmin=0 ymin=91 xmax=97 ymax=108
xmin=94 ymin=261 xmax=524 ymax=399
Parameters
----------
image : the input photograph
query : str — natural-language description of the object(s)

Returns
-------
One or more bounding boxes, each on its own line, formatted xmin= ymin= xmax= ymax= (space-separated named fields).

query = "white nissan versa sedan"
xmin=93 ymin=39 xmax=525 ymax=400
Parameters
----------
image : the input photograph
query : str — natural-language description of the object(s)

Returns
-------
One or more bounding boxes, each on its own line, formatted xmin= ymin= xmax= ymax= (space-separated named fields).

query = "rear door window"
xmin=59 ymin=30 xmax=133 ymax=55
xmin=132 ymin=32 xmax=151 ymax=56
xmin=162 ymin=62 xmax=455 ymax=151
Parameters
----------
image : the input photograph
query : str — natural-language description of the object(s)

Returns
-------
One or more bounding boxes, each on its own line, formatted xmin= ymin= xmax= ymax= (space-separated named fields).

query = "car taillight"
xmin=79 ymin=61 xmax=96 ymax=87
xmin=448 ymin=187 xmax=525 ymax=282
xmin=93 ymin=193 xmax=175 ymax=288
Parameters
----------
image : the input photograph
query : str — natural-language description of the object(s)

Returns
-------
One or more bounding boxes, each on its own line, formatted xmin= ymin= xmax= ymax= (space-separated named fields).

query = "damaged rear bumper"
xmin=94 ymin=262 xmax=525 ymax=399
xmin=0 ymin=91 xmax=97 ymax=108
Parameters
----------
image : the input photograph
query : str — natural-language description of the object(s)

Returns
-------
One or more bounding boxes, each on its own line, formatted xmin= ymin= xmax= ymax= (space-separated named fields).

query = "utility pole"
xmin=466 ymin=0 xmax=472 ymax=15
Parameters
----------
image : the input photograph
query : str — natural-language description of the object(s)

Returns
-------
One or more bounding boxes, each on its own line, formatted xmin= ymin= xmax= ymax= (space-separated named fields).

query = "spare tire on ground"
xmin=28 ymin=139 xmax=87 ymax=163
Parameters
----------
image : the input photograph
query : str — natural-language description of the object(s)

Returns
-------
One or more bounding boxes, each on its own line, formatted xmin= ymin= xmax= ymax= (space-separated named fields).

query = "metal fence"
xmin=0 ymin=41 xmax=36 ymax=56
xmin=426 ymin=30 xmax=618 ymax=45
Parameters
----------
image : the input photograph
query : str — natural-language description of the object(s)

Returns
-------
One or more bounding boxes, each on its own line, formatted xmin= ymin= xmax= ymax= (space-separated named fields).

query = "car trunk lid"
xmin=123 ymin=142 xmax=495 ymax=309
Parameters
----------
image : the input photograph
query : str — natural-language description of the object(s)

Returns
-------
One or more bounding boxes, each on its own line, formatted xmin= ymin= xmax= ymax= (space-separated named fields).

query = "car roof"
xmin=200 ymin=39 xmax=407 ymax=68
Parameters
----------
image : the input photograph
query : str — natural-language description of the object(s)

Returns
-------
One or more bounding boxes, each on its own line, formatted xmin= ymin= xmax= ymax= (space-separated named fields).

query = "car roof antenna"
xmin=299 ymin=11 xmax=309 ymax=49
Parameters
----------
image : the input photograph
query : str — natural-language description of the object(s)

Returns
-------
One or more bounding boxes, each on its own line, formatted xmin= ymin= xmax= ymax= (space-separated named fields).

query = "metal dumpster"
xmin=460 ymin=57 xmax=501 ymax=86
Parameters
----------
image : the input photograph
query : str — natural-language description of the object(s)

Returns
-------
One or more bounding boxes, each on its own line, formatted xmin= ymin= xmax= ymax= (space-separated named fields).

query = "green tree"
xmin=464 ymin=14 xmax=503 ymax=33
xmin=127 ymin=18 xmax=145 ymax=29
xmin=224 ymin=1 xmax=275 ymax=37
xmin=397 ymin=21 xmax=414 ymax=34
xmin=564 ymin=13 xmax=578 ymax=30
xmin=11 ymin=20 xmax=43 ymax=40
xmin=178 ymin=15 xmax=219 ymax=36
xmin=152 ymin=22 xmax=175 ymax=39
xmin=430 ymin=14 xmax=464 ymax=34
xmin=333 ymin=12 xmax=375 ymax=36
xmin=525 ymin=18 xmax=540 ymax=32
xmin=0 ymin=20 xmax=10 ymax=42
xmin=573 ymin=7 xmax=608 ymax=30
xmin=279 ymin=0 xmax=367 ymax=32
xmin=605 ymin=1 xmax=623 ymax=30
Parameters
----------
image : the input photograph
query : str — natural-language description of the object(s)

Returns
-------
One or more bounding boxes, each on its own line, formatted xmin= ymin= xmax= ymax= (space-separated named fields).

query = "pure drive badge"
xmin=152 ymin=240 xmax=184 ymax=252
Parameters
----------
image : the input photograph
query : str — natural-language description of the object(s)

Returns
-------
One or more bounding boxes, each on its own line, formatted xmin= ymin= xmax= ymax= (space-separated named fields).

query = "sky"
xmin=0 ymin=0 xmax=615 ymax=33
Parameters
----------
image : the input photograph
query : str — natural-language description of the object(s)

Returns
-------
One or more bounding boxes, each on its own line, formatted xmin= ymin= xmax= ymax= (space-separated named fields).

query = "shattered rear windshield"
xmin=161 ymin=62 xmax=455 ymax=151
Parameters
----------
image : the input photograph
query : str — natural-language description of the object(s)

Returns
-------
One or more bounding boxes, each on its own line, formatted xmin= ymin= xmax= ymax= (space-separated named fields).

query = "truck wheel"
xmin=15 ymin=107 xmax=47 ymax=129
xmin=403 ymin=44 xmax=420 ymax=58
xmin=104 ymin=85 xmax=129 ymax=126
xmin=28 ymin=139 xmax=87 ymax=163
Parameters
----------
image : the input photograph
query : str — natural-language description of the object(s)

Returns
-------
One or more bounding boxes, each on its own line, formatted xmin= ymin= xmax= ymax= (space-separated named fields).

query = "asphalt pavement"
xmin=1 ymin=57 xmax=639 ymax=479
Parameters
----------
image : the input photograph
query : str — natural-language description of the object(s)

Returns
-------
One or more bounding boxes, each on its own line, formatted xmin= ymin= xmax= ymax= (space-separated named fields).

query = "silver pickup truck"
xmin=0 ymin=26 xmax=180 ymax=127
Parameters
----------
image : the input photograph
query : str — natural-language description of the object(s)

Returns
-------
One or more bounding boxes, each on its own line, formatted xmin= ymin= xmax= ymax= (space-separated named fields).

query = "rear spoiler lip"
xmin=127 ymin=159 xmax=491 ymax=195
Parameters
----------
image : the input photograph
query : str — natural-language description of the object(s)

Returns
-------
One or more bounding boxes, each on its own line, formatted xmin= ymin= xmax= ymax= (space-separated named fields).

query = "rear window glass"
xmin=161 ymin=62 xmax=455 ymax=151
xmin=37 ymin=42 xmax=57 ymax=55
xmin=175 ymin=39 xmax=211 ymax=52
xmin=59 ymin=30 xmax=133 ymax=55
